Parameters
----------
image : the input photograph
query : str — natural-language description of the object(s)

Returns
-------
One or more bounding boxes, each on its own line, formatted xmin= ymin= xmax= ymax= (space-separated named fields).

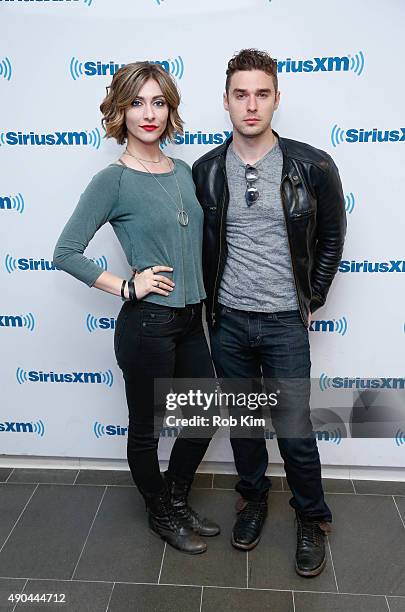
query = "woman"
xmin=53 ymin=62 xmax=219 ymax=555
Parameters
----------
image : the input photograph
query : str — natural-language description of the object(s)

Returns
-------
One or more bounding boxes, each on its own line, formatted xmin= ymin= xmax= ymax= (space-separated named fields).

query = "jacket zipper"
xmin=280 ymin=173 xmax=307 ymax=326
xmin=211 ymin=166 xmax=228 ymax=326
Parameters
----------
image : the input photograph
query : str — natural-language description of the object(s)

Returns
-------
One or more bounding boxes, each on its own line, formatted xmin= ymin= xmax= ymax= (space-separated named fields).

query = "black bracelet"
xmin=128 ymin=277 xmax=138 ymax=301
xmin=120 ymin=279 xmax=127 ymax=300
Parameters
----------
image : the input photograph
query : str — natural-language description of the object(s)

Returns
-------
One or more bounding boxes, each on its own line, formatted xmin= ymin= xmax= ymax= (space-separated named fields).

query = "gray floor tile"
xmin=213 ymin=474 xmax=283 ymax=491
xmin=326 ymin=493 xmax=405 ymax=595
xmin=192 ymin=473 xmax=213 ymax=489
xmin=294 ymin=591 xmax=389 ymax=611
xmin=0 ymin=469 xmax=13 ymax=483
xmin=353 ymin=480 xmax=405 ymax=496
xmin=282 ymin=477 xmax=354 ymax=493
xmin=202 ymin=586 xmax=294 ymax=611
xmin=14 ymin=579 xmax=112 ymax=611
xmin=108 ymin=583 xmax=201 ymax=612
xmin=0 ymin=485 xmax=104 ymax=580
xmin=0 ymin=484 xmax=36 ymax=550
xmin=73 ymin=486 xmax=164 ymax=583
xmin=8 ymin=470 xmax=78 ymax=485
xmin=160 ymin=489 xmax=247 ymax=587
xmin=248 ymin=492 xmax=337 ymax=591
xmin=0 ymin=578 xmax=26 ymax=612
xmin=75 ymin=470 xmax=134 ymax=487
xmin=387 ymin=596 xmax=405 ymax=611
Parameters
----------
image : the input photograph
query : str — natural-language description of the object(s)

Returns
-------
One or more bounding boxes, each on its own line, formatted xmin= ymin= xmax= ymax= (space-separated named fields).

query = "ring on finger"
xmin=156 ymin=281 xmax=160 ymax=288
xmin=150 ymin=266 xmax=155 ymax=274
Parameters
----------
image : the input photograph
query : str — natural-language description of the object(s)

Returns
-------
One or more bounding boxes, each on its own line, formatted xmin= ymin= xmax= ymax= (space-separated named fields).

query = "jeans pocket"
xmin=274 ymin=310 xmax=305 ymax=328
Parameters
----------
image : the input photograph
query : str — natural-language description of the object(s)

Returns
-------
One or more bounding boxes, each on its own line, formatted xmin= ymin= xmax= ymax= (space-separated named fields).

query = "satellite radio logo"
xmin=309 ymin=317 xmax=348 ymax=335
xmin=5 ymin=254 xmax=107 ymax=273
xmin=0 ymin=56 xmax=12 ymax=81
xmin=16 ymin=368 xmax=114 ymax=386
xmin=0 ymin=128 xmax=101 ymax=149
xmin=331 ymin=125 xmax=405 ymax=147
xmin=339 ymin=260 xmax=405 ymax=273
xmin=395 ymin=429 xmax=405 ymax=447
xmin=0 ymin=193 xmax=25 ymax=213
xmin=344 ymin=192 xmax=355 ymax=214
xmin=0 ymin=313 xmax=35 ymax=331
xmin=0 ymin=420 xmax=45 ymax=437
xmin=277 ymin=51 xmax=364 ymax=76
xmin=161 ymin=130 xmax=232 ymax=148
xmin=319 ymin=373 xmax=405 ymax=391
xmin=69 ymin=56 xmax=184 ymax=80
xmin=86 ymin=314 xmax=116 ymax=333
xmin=93 ymin=421 xmax=180 ymax=438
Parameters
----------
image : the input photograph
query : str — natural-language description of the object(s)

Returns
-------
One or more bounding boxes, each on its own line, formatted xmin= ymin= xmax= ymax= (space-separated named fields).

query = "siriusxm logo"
xmin=344 ymin=192 xmax=355 ymax=214
xmin=16 ymin=368 xmax=113 ymax=386
xmin=86 ymin=314 xmax=116 ymax=333
xmin=0 ymin=128 xmax=101 ymax=148
xmin=0 ymin=56 xmax=12 ymax=81
xmin=5 ymin=254 xmax=107 ymax=273
xmin=320 ymin=373 xmax=405 ymax=391
xmin=331 ymin=125 xmax=405 ymax=147
xmin=395 ymin=429 xmax=405 ymax=447
xmin=0 ymin=313 xmax=35 ymax=331
xmin=339 ymin=260 xmax=405 ymax=273
xmin=70 ymin=56 xmax=184 ymax=80
xmin=0 ymin=0 xmax=93 ymax=5
xmin=0 ymin=193 xmax=25 ymax=213
xmin=161 ymin=130 xmax=231 ymax=148
xmin=309 ymin=317 xmax=348 ymax=335
xmin=155 ymin=0 xmax=164 ymax=4
xmin=0 ymin=420 xmax=44 ymax=436
xmin=93 ymin=421 xmax=180 ymax=438
xmin=315 ymin=429 xmax=342 ymax=444
xmin=277 ymin=51 xmax=364 ymax=76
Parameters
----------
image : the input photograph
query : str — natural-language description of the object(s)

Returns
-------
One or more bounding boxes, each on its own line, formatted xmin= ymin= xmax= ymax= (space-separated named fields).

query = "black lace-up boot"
xmin=231 ymin=494 xmax=268 ymax=550
xmin=295 ymin=510 xmax=331 ymax=576
xmin=146 ymin=483 xmax=207 ymax=554
xmin=163 ymin=471 xmax=220 ymax=536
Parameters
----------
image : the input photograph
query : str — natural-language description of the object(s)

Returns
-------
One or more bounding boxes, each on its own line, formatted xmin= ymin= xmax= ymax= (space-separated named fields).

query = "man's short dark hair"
xmin=225 ymin=48 xmax=278 ymax=94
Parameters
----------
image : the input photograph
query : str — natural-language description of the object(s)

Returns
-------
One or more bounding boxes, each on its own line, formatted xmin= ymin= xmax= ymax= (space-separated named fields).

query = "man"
xmin=192 ymin=49 xmax=346 ymax=577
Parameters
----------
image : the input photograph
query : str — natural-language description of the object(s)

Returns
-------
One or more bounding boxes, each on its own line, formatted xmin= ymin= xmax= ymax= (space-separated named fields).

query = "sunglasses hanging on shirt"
xmin=245 ymin=165 xmax=260 ymax=206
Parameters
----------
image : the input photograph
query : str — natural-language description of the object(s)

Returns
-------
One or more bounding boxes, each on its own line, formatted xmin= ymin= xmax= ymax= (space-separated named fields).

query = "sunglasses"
xmin=245 ymin=165 xmax=259 ymax=206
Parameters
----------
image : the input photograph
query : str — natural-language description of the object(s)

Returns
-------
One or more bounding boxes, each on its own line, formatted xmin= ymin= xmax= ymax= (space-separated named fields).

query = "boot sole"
xmin=231 ymin=532 xmax=261 ymax=551
xmin=295 ymin=554 xmax=327 ymax=577
xmin=149 ymin=528 xmax=207 ymax=554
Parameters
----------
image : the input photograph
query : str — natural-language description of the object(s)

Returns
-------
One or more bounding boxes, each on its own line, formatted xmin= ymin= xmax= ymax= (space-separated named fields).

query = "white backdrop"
xmin=1 ymin=0 xmax=404 ymax=470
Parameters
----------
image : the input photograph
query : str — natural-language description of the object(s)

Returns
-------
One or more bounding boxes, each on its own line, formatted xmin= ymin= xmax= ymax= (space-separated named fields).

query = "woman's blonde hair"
xmin=100 ymin=61 xmax=184 ymax=145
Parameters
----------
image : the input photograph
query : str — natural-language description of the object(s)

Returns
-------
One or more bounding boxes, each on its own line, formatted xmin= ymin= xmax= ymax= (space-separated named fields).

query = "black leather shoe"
xmin=147 ymin=484 xmax=207 ymax=554
xmin=164 ymin=471 xmax=220 ymax=537
xmin=231 ymin=495 xmax=268 ymax=550
xmin=295 ymin=511 xmax=330 ymax=576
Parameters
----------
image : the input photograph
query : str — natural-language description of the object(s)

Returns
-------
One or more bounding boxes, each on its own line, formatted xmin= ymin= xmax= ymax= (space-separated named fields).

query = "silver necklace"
xmin=125 ymin=147 xmax=162 ymax=164
xmin=131 ymin=155 xmax=189 ymax=227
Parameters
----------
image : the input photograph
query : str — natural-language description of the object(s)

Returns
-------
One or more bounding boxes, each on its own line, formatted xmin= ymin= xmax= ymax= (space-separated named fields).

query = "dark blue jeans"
xmin=209 ymin=305 xmax=332 ymax=523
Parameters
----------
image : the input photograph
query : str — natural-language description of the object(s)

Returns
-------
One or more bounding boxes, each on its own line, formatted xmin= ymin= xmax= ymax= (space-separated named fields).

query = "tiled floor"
xmin=0 ymin=467 xmax=404 ymax=611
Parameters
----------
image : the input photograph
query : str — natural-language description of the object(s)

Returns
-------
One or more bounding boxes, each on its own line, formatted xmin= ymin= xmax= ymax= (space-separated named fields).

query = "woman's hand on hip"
xmin=134 ymin=266 xmax=175 ymax=299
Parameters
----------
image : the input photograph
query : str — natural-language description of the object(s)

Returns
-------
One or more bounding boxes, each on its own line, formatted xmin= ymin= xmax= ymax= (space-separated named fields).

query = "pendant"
xmin=177 ymin=210 xmax=189 ymax=226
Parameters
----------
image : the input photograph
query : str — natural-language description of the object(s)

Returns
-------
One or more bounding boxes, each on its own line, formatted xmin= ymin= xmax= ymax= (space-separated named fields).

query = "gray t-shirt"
xmin=218 ymin=139 xmax=298 ymax=312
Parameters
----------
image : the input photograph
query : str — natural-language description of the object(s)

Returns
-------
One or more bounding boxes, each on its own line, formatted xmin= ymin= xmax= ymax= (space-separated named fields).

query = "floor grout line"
xmin=246 ymin=551 xmax=249 ymax=589
xmin=0 ymin=484 xmax=39 ymax=555
xmin=1 ymin=577 xmax=403 ymax=598
xmin=70 ymin=485 xmax=108 ymax=580
xmin=157 ymin=543 xmax=167 ymax=585
xmin=350 ymin=479 xmax=356 ymax=493
xmin=11 ymin=577 xmax=29 ymax=612
xmin=392 ymin=496 xmax=405 ymax=530
xmin=5 ymin=468 xmax=15 ymax=483
xmin=105 ymin=581 xmax=115 ymax=612
xmin=199 ymin=585 xmax=203 ymax=612
xmin=292 ymin=590 xmax=296 ymax=612
xmin=211 ymin=474 xmax=214 ymax=489
xmin=327 ymin=536 xmax=339 ymax=592
xmin=72 ymin=470 xmax=80 ymax=485
xmin=385 ymin=595 xmax=392 ymax=611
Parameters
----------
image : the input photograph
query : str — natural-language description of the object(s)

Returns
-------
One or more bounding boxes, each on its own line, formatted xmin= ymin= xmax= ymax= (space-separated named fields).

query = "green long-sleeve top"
xmin=52 ymin=159 xmax=206 ymax=307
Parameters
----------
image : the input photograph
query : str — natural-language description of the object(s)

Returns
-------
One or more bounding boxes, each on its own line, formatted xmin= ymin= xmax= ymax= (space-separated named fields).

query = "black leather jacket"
xmin=192 ymin=130 xmax=347 ymax=328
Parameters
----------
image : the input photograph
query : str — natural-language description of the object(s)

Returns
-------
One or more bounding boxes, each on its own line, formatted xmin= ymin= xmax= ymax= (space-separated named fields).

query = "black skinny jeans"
xmin=114 ymin=299 xmax=216 ymax=499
